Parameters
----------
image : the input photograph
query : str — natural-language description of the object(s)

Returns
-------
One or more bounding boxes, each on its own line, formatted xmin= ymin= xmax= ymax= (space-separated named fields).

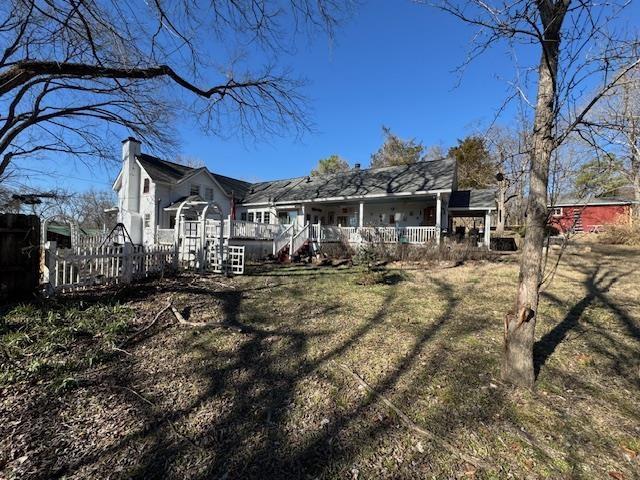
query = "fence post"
xmin=122 ymin=242 xmax=133 ymax=284
xmin=41 ymin=241 xmax=57 ymax=287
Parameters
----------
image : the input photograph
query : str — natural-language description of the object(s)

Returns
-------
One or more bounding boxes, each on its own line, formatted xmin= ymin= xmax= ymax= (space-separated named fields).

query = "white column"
xmin=359 ymin=201 xmax=364 ymax=227
xmin=484 ymin=211 xmax=491 ymax=249
xmin=435 ymin=193 xmax=442 ymax=245
xmin=300 ymin=204 xmax=306 ymax=227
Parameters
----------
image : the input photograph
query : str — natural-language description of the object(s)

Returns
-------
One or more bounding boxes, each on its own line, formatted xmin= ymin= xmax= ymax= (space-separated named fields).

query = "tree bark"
xmin=496 ymin=180 xmax=506 ymax=234
xmin=502 ymin=13 xmax=563 ymax=388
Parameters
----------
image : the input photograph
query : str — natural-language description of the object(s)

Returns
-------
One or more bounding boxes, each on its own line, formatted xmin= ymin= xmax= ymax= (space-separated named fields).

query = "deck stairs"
xmin=272 ymin=223 xmax=320 ymax=262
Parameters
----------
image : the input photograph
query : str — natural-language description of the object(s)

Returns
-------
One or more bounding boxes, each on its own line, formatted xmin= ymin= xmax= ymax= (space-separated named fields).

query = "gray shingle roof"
xmin=550 ymin=196 xmax=634 ymax=207
xmin=449 ymin=189 xmax=497 ymax=210
xmin=136 ymin=154 xmax=252 ymax=199
xmin=242 ymin=157 xmax=457 ymax=204
xmin=135 ymin=154 xmax=457 ymax=204
xmin=137 ymin=154 xmax=193 ymax=184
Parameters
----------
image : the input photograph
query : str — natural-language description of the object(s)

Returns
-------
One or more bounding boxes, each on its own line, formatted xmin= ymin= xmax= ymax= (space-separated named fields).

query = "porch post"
xmin=484 ymin=211 xmax=491 ymax=249
xmin=359 ymin=201 xmax=364 ymax=227
xmin=435 ymin=193 xmax=442 ymax=245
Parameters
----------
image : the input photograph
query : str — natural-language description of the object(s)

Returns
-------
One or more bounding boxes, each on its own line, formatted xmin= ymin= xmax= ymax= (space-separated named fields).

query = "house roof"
xmin=242 ymin=157 xmax=457 ymax=204
xmin=136 ymin=154 xmax=253 ymax=199
xmin=137 ymin=154 xmax=193 ymax=184
xmin=131 ymin=153 xmax=457 ymax=205
xmin=448 ymin=189 xmax=497 ymax=210
xmin=549 ymin=196 xmax=635 ymax=207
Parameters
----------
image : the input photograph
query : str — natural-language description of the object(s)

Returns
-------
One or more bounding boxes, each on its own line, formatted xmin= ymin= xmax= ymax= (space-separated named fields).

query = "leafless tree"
xmin=485 ymin=124 xmax=530 ymax=232
xmin=578 ymin=63 xmax=640 ymax=216
xmin=429 ymin=0 xmax=640 ymax=387
xmin=0 ymin=0 xmax=350 ymax=180
xmin=66 ymin=188 xmax=117 ymax=229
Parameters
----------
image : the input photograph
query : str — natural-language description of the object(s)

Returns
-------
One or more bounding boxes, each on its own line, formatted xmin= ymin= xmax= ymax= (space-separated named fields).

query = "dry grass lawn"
xmin=1 ymin=244 xmax=639 ymax=479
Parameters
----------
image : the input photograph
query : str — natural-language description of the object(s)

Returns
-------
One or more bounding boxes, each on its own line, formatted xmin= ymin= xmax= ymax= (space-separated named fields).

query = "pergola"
xmin=163 ymin=196 xmax=225 ymax=269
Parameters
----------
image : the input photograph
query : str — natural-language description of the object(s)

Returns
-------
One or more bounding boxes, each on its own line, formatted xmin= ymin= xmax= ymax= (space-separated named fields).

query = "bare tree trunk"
xmin=503 ymin=27 xmax=561 ymax=388
xmin=632 ymin=149 xmax=640 ymax=220
xmin=496 ymin=180 xmax=506 ymax=234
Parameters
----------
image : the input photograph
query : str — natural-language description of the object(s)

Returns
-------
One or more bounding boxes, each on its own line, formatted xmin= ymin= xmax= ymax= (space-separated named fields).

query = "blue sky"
xmin=19 ymin=0 xmax=636 ymax=193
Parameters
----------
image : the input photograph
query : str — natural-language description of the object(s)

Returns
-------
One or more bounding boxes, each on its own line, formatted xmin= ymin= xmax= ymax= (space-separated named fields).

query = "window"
xmin=190 ymin=184 xmax=200 ymax=196
xmin=240 ymin=212 xmax=247 ymax=221
xmin=169 ymin=214 xmax=176 ymax=229
xmin=205 ymin=187 xmax=214 ymax=201
xmin=264 ymin=212 xmax=270 ymax=224
xmin=144 ymin=213 xmax=151 ymax=228
xmin=255 ymin=212 xmax=262 ymax=223
xmin=389 ymin=213 xmax=395 ymax=225
xmin=247 ymin=212 xmax=254 ymax=222
xmin=551 ymin=207 xmax=563 ymax=217
xmin=143 ymin=178 xmax=150 ymax=193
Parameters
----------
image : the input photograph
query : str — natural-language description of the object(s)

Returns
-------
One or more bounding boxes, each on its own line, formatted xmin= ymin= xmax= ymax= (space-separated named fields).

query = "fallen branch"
xmin=331 ymin=361 xmax=490 ymax=470
xmin=170 ymin=304 xmax=210 ymax=327
xmin=120 ymin=301 xmax=172 ymax=347
xmin=169 ymin=303 xmax=244 ymax=332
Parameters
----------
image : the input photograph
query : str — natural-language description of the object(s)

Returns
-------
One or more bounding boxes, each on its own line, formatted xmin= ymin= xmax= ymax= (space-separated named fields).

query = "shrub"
xmin=318 ymin=240 xmax=355 ymax=259
xmin=599 ymin=220 xmax=640 ymax=246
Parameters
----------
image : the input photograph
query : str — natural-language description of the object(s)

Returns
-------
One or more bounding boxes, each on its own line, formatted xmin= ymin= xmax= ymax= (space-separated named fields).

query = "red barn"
xmin=548 ymin=197 xmax=634 ymax=234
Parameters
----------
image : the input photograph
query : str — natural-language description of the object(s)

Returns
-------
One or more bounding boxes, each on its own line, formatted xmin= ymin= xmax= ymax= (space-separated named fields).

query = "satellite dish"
xmin=496 ymin=172 xmax=505 ymax=182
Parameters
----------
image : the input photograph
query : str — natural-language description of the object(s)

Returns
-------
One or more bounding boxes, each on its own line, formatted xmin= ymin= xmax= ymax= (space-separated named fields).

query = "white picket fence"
xmin=41 ymin=239 xmax=245 ymax=293
xmin=75 ymin=234 xmax=109 ymax=249
xmin=42 ymin=242 xmax=177 ymax=293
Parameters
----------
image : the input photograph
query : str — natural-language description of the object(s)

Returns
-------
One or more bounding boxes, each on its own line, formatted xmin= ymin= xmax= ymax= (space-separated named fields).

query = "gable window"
xmin=247 ymin=212 xmax=254 ymax=222
xmin=240 ymin=212 xmax=247 ymax=221
xmin=144 ymin=213 xmax=151 ymax=228
xmin=190 ymin=184 xmax=200 ymax=196
xmin=264 ymin=212 xmax=270 ymax=224
xmin=205 ymin=187 xmax=214 ymax=201
xmin=551 ymin=207 xmax=563 ymax=217
xmin=143 ymin=178 xmax=150 ymax=193
xmin=255 ymin=212 xmax=262 ymax=223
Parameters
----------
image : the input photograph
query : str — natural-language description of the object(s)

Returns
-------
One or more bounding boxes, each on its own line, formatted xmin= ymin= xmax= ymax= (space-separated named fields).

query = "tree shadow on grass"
xmin=534 ymin=264 xmax=636 ymax=379
xmin=3 ymin=267 xmax=506 ymax=479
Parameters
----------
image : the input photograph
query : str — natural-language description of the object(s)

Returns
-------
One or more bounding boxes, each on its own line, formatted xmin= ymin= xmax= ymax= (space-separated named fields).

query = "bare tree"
xmin=431 ymin=0 xmax=640 ymax=387
xmin=0 ymin=0 xmax=350 ymax=180
xmin=578 ymin=64 xmax=640 ymax=216
xmin=485 ymin=125 xmax=529 ymax=233
xmin=66 ymin=188 xmax=117 ymax=229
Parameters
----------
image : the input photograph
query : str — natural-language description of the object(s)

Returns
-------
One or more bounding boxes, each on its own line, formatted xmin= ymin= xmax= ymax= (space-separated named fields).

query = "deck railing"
xmin=309 ymin=225 xmax=438 ymax=244
xmin=157 ymin=228 xmax=175 ymax=245
xmin=229 ymin=220 xmax=286 ymax=240
xmin=158 ymin=220 xmax=438 ymax=246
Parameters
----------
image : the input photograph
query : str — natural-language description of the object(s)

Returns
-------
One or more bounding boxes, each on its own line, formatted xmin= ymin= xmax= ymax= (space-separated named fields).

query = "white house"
xmin=112 ymin=138 xmax=496 ymax=249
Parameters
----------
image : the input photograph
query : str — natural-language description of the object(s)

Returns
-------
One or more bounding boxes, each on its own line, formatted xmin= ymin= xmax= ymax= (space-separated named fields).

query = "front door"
xmin=423 ymin=207 xmax=436 ymax=226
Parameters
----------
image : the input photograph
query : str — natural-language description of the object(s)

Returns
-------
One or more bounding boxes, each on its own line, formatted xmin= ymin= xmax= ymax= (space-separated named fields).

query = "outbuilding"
xmin=548 ymin=196 xmax=635 ymax=234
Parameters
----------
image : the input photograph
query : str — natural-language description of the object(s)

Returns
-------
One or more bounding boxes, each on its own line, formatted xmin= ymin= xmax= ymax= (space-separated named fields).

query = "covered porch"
xmin=273 ymin=193 xmax=448 ymax=244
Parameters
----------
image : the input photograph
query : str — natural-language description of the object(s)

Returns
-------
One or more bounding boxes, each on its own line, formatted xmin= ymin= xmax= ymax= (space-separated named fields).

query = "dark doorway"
xmin=423 ymin=206 xmax=436 ymax=226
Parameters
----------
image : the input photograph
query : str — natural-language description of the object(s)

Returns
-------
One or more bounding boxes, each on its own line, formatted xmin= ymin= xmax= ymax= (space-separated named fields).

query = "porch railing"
xmin=158 ymin=221 xmax=438 ymax=246
xmin=228 ymin=220 xmax=286 ymax=240
xmin=157 ymin=228 xmax=175 ymax=245
xmin=310 ymin=225 xmax=438 ymax=244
